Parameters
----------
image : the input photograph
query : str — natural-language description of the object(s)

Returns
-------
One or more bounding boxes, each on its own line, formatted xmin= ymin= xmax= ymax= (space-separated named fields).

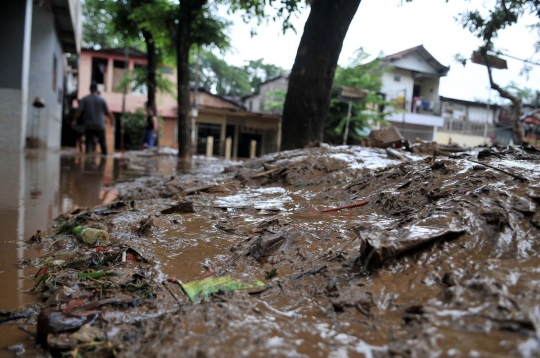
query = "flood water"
xmin=0 ymin=150 xmax=176 ymax=350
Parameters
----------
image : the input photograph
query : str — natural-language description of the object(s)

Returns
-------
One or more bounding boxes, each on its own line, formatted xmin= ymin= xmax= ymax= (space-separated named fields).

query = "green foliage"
xmin=191 ymin=50 xmax=284 ymax=96
xmin=264 ymin=89 xmax=287 ymax=112
xmin=504 ymin=82 xmax=539 ymax=105
xmin=325 ymin=48 xmax=395 ymax=143
xmin=244 ymin=59 xmax=283 ymax=91
xmin=123 ymin=108 xmax=147 ymax=150
xmin=115 ymin=67 xmax=176 ymax=98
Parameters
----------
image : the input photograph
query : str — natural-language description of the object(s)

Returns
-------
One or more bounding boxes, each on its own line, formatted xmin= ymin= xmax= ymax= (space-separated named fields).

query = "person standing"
xmin=142 ymin=105 xmax=158 ymax=148
xmin=74 ymin=83 xmax=115 ymax=155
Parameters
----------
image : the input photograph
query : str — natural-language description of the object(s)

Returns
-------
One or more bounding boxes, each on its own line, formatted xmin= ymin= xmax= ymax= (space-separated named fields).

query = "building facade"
xmin=0 ymin=0 xmax=81 ymax=150
xmin=243 ymin=73 xmax=289 ymax=115
xmin=77 ymin=48 xmax=281 ymax=157
xmin=380 ymin=45 xmax=449 ymax=142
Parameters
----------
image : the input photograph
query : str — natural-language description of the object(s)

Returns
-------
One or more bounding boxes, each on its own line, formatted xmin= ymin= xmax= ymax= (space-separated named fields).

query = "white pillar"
xmin=250 ymin=140 xmax=257 ymax=159
xmin=225 ymin=137 xmax=232 ymax=161
xmin=206 ymin=136 xmax=213 ymax=158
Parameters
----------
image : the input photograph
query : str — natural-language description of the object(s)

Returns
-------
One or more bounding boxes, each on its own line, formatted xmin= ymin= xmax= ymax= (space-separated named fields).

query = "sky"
xmin=219 ymin=0 xmax=540 ymax=103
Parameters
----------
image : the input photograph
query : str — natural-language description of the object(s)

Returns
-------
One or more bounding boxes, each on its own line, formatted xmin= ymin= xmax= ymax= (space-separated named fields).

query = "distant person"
xmin=74 ymin=83 xmax=115 ymax=155
xmin=142 ymin=105 xmax=158 ymax=148
xmin=70 ymin=99 xmax=85 ymax=153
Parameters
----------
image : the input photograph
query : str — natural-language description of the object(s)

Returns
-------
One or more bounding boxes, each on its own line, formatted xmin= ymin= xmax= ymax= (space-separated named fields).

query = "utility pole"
xmin=483 ymin=88 xmax=492 ymax=144
xmin=191 ymin=49 xmax=200 ymax=151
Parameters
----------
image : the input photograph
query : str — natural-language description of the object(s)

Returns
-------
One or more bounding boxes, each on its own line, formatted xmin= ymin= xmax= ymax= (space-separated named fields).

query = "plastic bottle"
xmin=73 ymin=226 xmax=110 ymax=245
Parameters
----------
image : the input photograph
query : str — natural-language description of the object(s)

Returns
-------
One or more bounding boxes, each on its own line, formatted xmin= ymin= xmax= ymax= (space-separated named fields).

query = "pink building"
xmin=78 ymin=48 xmax=281 ymax=156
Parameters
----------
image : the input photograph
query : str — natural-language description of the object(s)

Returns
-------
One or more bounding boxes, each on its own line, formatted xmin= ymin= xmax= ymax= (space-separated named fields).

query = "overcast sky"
xmin=220 ymin=0 xmax=540 ymax=104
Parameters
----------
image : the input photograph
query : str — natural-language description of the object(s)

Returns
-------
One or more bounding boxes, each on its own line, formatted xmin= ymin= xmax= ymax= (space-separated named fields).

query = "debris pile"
xmin=2 ymin=144 xmax=540 ymax=357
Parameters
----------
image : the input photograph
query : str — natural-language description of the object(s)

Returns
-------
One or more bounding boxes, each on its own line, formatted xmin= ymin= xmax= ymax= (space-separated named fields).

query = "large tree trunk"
xmin=482 ymin=51 xmax=524 ymax=145
xmin=143 ymin=30 xmax=157 ymax=114
xmin=281 ymin=0 xmax=362 ymax=150
xmin=176 ymin=0 xmax=206 ymax=161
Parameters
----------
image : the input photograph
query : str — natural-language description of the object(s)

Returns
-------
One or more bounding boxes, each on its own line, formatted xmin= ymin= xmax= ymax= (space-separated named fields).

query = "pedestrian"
xmin=70 ymin=98 xmax=85 ymax=153
xmin=142 ymin=104 xmax=158 ymax=149
xmin=74 ymin=82 xmax=115 ymax=155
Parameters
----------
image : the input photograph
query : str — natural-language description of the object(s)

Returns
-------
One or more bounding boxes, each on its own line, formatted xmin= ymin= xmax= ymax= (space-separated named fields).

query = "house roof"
xmin=81 ymin=47 xmax=148 ymax=58
xmin=195 ymin=87 xmax=245 ymax=110
xmin=440 ymin=95 xmax=500 ymax=109
xmin=383 ymin=45 xmax=450 ymax=76
xmin=50 ymin=0 xmax=82 ymax=53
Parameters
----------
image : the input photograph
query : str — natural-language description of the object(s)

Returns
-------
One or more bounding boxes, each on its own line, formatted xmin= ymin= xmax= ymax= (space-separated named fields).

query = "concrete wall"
xmin=441 ymin=99 xmax=499 ymax=124
xmin=393 ymin=122 xmax=436 ymax=142
xmin=381 ymin=68 xmax=414 ymax=110
xmin=436 ymin=132 xmax=486 ymax=148
xmin=0 ymin=0 xmax=33 ymax=150
xmin=27 ymin=4 xmax=65 ymax=148
xmin=244 ymin=76 xmax=288 ymax=114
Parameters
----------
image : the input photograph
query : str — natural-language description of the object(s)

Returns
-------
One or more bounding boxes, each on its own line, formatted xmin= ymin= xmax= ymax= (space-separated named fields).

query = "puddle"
xmin=0 ymin=149 xmax=180 ymax=349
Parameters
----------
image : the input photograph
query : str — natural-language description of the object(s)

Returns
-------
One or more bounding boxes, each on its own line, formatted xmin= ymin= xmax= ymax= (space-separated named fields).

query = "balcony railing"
xmin=390 ymin=100 xmax=442 ymax=117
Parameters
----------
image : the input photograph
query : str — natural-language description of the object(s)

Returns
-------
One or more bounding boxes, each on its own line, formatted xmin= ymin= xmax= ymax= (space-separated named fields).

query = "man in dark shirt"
xmin=74 ymin=83 xmax=115 ymax=154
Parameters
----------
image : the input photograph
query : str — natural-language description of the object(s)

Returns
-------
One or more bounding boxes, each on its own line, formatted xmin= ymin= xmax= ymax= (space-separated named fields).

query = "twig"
xmin=251 ymin=166 xmax=286 ymax=179
xmin=320 ymin=200 xmax=369 ymax=213
xmin=467 ymin=159 xmax=528 ymax=181
xmin=162 ymin=282 xmax=180 ymax=303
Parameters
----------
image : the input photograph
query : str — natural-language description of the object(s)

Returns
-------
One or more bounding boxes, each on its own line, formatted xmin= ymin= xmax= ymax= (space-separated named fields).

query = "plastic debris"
xmin=73 ymin=226 xmax=110 ymax=246
xmin=181 ymin=275 xmax=267 ymax=302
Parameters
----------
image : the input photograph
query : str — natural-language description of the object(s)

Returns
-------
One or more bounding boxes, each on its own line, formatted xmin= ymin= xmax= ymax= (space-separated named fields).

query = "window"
xmin=91 ymin=57 xmax=108 ymax=93
xmin=52 ymin=55 xmax=57 ymax=90
xmin=112 ymin=60 xmax=127 ymax=93
xmin=249 ymin=101 xmax=252 ymax=111
xmin=394 ymin=75 xmax=401 ymax=82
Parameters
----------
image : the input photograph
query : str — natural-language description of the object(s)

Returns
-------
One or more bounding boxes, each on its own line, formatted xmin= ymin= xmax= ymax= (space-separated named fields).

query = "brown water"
xmin=0 ymin=150 xmax=176 ymax=351
xmin=3 ymin=146 xmax=540 ymax=357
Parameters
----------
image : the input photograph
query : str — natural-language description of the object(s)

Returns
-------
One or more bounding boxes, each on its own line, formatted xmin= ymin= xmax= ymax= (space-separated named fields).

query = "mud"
xmin=1 ymin=145 xmax=540 ymax=357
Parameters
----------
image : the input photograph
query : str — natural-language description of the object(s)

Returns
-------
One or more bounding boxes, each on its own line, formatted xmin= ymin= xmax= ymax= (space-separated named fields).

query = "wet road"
xmin=0 ymin=150 xmax=175 ymax=350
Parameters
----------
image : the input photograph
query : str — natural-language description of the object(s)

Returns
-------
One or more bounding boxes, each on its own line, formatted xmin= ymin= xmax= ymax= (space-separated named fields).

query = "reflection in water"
xmin=0 ymin=150 xmax=173 ymax=348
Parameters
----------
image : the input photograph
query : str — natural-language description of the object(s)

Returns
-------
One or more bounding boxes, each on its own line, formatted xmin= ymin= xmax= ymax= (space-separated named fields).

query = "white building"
xmin=243 ymin=72 xmax=289 ymax=115
xmin=0 ymin=0 xmax=82 ymax=150
xmin=380 ymin=45 xmax=449 ymax=142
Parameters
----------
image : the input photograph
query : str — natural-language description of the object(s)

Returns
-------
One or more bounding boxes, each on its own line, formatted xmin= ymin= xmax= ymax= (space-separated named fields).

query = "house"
xmin=0 ymin=0 xmax=82 ymax=150
xmin=77 ymin=48 xmax=281 ymax=157
xmin=436 ymin=96 xmax=500 ymax=147
xmin=243 ymin=72 xmax=289 ymax=115
xmin=380 ymin=45 xmax=449 ymax=142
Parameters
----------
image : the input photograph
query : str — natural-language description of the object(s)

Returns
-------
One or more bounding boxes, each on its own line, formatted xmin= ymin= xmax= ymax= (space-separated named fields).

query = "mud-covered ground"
xmin=2 ymin=144 xmax=540 ymax=357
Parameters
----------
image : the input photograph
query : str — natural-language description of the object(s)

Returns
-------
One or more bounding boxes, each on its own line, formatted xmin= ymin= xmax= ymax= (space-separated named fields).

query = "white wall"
xmin=419 ymin=78 xmax=439 ymax=103
xmin=441 ymin=100 xmax=499 ymax=124
xmin=381 ymin=68 xmax=414 ymax=109
xmin=27 ymin=4 xmax=65 ymax=148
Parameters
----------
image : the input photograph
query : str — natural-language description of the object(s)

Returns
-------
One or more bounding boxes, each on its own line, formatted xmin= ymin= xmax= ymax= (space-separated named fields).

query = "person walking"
xmin=74 ymin=83 xmax=115 ymax=155
xmin=142 ymin=105 xmax=158 ymax=148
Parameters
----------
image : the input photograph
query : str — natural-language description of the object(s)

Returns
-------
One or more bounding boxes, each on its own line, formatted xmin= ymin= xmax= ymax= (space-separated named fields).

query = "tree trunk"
xmin=144 ymin=30 xmax=157 ymax=114
xmin=482 ymin=51 xmax=525 ymax=145
xmin=281 ymin=0 xmax=362 ymax=150
xmin=176 ymin=0 xmax=206 ymax=161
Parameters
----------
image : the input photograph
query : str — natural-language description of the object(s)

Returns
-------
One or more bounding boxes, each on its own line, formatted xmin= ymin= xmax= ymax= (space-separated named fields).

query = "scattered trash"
xmin=73 ymin=226 xmax=110 ymax=245
xmin=181 ymin=276 xmax=267 ymax=302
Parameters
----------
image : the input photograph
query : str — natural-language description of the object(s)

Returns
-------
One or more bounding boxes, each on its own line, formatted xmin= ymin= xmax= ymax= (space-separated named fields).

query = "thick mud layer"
xmin=2 ymin=145 xmax=540 ymax=357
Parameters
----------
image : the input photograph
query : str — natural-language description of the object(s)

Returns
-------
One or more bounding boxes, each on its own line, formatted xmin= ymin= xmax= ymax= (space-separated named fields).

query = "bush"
xmin=123 ymin=109 xmax=146 ymax=150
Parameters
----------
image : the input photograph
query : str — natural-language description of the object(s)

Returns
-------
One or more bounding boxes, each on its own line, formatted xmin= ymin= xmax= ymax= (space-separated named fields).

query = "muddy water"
xmin=3 ymin=146 xmax=540 ymax=357
xmin=0 ymin=150 xmax=176 ymax=351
